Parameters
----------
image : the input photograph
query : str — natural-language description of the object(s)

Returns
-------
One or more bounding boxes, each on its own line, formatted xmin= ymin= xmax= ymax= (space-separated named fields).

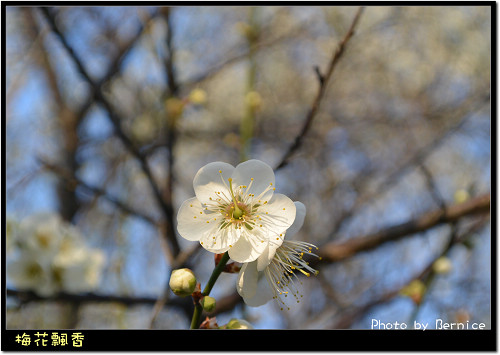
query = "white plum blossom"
xmin=177 ymin=160 xmax=297 ymax=263
xmin=236 ymin=202 xmax=320 ymax=309
xmin=17 ymin=213 xmax=65 ymax=258
xmin=7 ymin=249 xmax=58 ymax=296
xmin=6 ymin=216 xmax=19 ymax=253
xmin=53 ymin=246 xmax=106 ymax=294
xmin=6 ymin=212 xmax=106 ymax=296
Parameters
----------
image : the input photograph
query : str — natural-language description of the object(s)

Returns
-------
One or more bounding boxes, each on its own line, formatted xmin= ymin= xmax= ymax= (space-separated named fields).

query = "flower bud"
xmin=224 ymin=318 xmax=254 ymax=329
xmin=188 ymin=88 xmax=207 ymax=105
xmin=200 ymin=296 xmax=216 ymax=312
xmin=400 ymin=279 xmax=426 ymax=305
xmin=432 ymin=256 xmax=452 ymax=274
xmin=454 ymin=189 xmax=470 ymax=204
xmin=169 ymin=268 xmax=197 ymax=297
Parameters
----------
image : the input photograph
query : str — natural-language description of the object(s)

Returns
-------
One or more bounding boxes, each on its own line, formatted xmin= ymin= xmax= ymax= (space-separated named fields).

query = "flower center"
xmin=227 ymin=178 xmax=244 ymax=219
xmin=26 ymin=263 xmax=43 ymax=279
xmin=202 ymin=171 xmax=276 ymax=232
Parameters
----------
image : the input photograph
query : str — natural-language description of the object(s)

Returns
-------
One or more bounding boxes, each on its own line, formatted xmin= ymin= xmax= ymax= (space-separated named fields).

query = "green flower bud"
xmin=200 ymin=296 xmax=216 ymax=312
xmin=225 ymin=318 xmax=254 ymax=329
xmin=400 ymin=279 xmax=426 ymax=304
xmin=169 ymin=268 xmax=197 ymax=297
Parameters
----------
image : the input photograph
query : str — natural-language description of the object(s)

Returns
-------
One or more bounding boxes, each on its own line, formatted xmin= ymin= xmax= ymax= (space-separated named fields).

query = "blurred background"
xmin=5 ymin=5 xmax=491 ymax=330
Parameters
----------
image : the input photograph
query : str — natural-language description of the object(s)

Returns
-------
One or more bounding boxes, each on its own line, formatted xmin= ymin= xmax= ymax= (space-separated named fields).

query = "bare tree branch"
xmin=39 ymin=7 xmax=180 ymax=256
xmin=39 ymin=159 xmax=158 ymax=226
xmin=329 ymin=93 xmax=489 ymax=235
xmin=316 ymin=194 xmax=490 ymax=265
xmin=6 ymin=288 xmax=192 ymax=316
xmin=328 ymin=218 xmax=487 ymax=329
xmin=275 ymin=7 xmax=364 ymax=170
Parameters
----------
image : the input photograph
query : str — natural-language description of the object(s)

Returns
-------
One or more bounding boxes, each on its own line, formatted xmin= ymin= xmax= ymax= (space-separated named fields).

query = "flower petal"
xmin=228 ymin=228 xmax=269 ymax=263
xmin=177 ymin=197 xmax=218 ymax=241
xmin=255 ymin=201 xmax=304 ymax=271
xmin=193 ymin=162 xmax=234 ymax=205
xmin=242 ymin=274 xmax=274 ymax=307
xmin=199 ymin=224 xmax=241 ymax=254
xmin=256 ymin=239 xmax=282 ymax=271
xmin=236 ymin=261 xmax=258 ymax=299
xmin=232 ymin=160 xmax=275 ymax=201
xmin=284 ymin=201 xmax=306 ymax=238
xmin=258 ymin=193 xmax=296 ymax=237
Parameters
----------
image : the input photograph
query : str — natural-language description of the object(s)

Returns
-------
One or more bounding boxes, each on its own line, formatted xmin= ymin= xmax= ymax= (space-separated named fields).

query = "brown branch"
xmin=73 ymin=9 xmax=161 ymax=127
xmin=159 ymin=7 xmax=180 ymax=256
xmin=328 ymin=218 xmax=487 ymax=329
xmin=39 ymin=159 xmax=158 ymax=226
xmin=161 ymin=7 xmax=179 ymax=96
xmin=328 ymin=92 xmax=489 ymax=235
xmin=39 ymin=7 xmax=180 ymax=256
xmin=181 ymin=7 xmax=307 ymax=89
xmin=317 ymin=193 xmax=490 ymax=264
xmin=23 ymin=8 xmax=81 ymax=223
xmin=6 ymin=288 xmax=191 ymax=316
xmin=275 ymin=7 xmax=364 ymax=170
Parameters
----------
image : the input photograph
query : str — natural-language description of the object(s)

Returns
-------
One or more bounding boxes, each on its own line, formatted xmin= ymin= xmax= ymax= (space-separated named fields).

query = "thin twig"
xmin=148 ymin=244 xmax=201 ymax=328
xmin=328 ymin=219 xmax=487 ymax=329
xmin=39 ymin=7 xmax=180 ymax=256
xmin=275 ymin=7 xmax=364 ymax=170
xmin=73 ymin=9 xmax=161 ymax=126
xmin=39 ymin=158 xmax=158 ymax=226
xmin=329 ymin=92 xmax=489 ymax=236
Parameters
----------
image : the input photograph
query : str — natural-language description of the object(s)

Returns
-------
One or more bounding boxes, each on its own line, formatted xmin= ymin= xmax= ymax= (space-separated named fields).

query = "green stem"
xmin=190 ymin=252 xmax=231 ymax=329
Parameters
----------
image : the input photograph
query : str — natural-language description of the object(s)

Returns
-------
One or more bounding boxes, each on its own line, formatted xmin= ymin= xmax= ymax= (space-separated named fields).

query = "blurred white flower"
xmin=6 ymin=216 xmax=19 ymax=253
xmin=177 ymin=159 xmax=297 ymax=263
xmin=237 ymin=202 xmax=320 ymax=309
xmin=53 ymin=247 xmax=106 ymax=293
xmin=6 ymin=212 xmax=106 ymax=296
xmin=7 ymin=249 xmax=58 ymax=296
xmin=17 ymin=213 xmax=64 ymax=258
